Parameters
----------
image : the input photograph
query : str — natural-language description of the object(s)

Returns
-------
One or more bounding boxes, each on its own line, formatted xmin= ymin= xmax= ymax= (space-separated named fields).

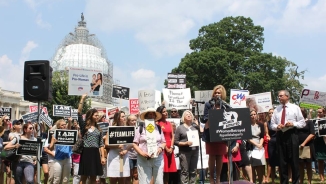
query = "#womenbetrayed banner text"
xmin=68 ymin=67 xmax=103 ymax=96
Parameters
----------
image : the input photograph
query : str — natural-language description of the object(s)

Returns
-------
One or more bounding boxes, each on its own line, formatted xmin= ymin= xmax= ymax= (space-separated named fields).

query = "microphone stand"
xmin=218 ymin=98 xmax=233 ymax=184
xmin=195 ymin=102 xmax=205 ymax=184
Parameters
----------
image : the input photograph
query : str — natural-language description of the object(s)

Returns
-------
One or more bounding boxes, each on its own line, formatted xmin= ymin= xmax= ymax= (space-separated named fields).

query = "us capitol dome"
xmin=51 ymin=13 xmax=113 ymax=105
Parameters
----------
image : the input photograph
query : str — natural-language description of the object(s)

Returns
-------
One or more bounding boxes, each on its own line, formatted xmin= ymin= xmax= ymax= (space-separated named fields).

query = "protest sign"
xmin=230 ymin=89 xmax=249 ymax=108
xmin=246 ymin=92 xmax=272 ymax=113
xmin=107 ymin=126 xmax=135 ymax=145
xmin=98 ymin=122 xmax=109 ymax=135
xmin=144 ymin=119 xmax=158 ymax=157
xmin=208 ymin=108 xmax=252 ymax=142
xmin=194 ymin=90 xmax=212 ymax=115
xmin=39 ymin=109 xmax=53 ymax=127
xmin=106 ymin=107 xmax=119 ymax=119
xmin=163 ymin=88 xmax=191 ymax=110
xmin=48 ymin=130 xmax=55 ymax=144
xmin=166 ymin=118 xmax=181 ymax=128
xmin=21 ymin=112 xmax=39 ymax=123
xmin=29 ymin=106 xmax=48 ymax=114
xmin=0 ymin=107 xmax=12 ymax=119
xmin=300 ymin=89 xmax=326 ymax=109
xmin=167 ymin=73 xmax=186 ymax=89
xmin=129 ymin=99 xmax=139 ymax=114
xmin=138 ymin=90 xmax=161 ymax=112
xmin=53 ymin=105 xmax=71 ymax=117
xmin=317 ymin=119 xmax=326 ymax=136
xmin=17 ymin=140 xmax=42 ymax=156
xmin=112 ymin=85 xmax=130 ymax=100
xmin=68 ymin=67 xmax=103 ymax=96
xmin=54 ymin=130 xmax=78 ymax=146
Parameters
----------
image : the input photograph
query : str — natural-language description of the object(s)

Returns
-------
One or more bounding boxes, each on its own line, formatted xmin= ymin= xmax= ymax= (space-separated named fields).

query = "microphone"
xmin=193 ymin=100 xmax=205 ymax=104
xmin=221 ymin=100 xmax=232 ymax=109
xmin=191 ymin=122 xmax=200 ymax=130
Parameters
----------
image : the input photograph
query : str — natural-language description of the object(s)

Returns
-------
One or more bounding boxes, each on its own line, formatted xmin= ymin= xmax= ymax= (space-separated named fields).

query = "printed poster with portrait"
xmin=68 ymin=67 xmax=103 ymax=96
xmin=246 ymin=92 xmax=272 ymax=113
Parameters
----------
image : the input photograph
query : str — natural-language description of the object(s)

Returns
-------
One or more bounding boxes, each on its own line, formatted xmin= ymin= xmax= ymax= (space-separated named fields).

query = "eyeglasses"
xmin=28 ymin=127 xmax=34 ymax=130
xmin=5 ymin=119 xmax=10 ymax=121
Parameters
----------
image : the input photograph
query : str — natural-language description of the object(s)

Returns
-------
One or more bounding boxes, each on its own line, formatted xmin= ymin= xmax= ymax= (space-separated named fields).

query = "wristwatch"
xmin=171 ymin=146 xmax=175 ymax=150
xmin=159 ymin=146 xmax=164 ymax=151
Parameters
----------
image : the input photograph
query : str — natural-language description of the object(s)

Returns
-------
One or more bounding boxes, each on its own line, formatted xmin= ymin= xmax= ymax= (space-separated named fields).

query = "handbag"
xmin=299 ymin=146 xmax=311 ymax=159
xmin=72 ymin=139 xmax=84 ymax=154
xmin=1 ymin=137 xmax=19 ymax=161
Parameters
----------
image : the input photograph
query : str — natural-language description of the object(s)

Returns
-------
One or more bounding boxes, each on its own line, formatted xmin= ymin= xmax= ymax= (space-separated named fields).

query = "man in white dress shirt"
xmin=270 ymin=90 xmax=305 ymax=184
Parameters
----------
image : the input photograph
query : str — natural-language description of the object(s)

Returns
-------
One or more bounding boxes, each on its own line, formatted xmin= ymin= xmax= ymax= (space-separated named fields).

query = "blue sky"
xmin=1 ymin=0 xmax=325 ymax=100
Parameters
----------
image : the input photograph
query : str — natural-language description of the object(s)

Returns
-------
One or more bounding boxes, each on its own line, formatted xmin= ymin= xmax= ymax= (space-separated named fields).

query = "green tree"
xmin=169 ymin=16 xmax=305 ymax=104
xmin=43 ymin=71 xmax=91 ymax=123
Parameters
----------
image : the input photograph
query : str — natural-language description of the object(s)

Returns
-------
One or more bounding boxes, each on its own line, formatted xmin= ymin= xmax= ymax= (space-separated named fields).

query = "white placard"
xmin=300 ymin=89 xmax=326 ymax=107
xmin=145 ymin=119 xmax=158 ymax=158
xmin=194 ymin=90 xmax=212 ymax=115
xmin=186 ymin=130 xmax=199 ymax=147
xmin=246 ymin=92 xmax=272 ymax=113
xmin=162 ymin=88 xmax=191 ymax=110
xmin=166 ymin=118 xmax=181 ymax=127
xmin=68 ymin=67 xmax=103 ymax=96
xmin=230 ymin=89 xmax=249 ymax=108
xmin=138 ymin=90 xmax=161 ymax=112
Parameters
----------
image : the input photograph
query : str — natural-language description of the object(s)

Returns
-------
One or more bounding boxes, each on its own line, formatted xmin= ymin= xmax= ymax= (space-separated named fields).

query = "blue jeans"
xmin=15 ymin=161 xmax=34 ymax=184
xmin=93 ymin=91 xmax=99 ymax=95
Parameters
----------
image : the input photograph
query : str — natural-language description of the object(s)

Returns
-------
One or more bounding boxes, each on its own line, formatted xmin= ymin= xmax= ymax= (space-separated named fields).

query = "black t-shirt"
xmin=1 ymin=130 xmax=11 ymax=142
xmin=297 ymin=120 xmax=314 ymax=144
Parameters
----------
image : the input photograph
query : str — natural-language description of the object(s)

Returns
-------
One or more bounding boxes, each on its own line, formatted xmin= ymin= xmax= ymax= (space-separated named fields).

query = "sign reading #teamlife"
xmin=317 ymin=119 xmax=326 ymax=137
xmin=208 ymin=108 xmax=252 ymax=142
xmin=17 ymin=139 xmax=42 ymax=156
xmin=112 ymin=84 xmax=130 ymax=100
xmin=107 ymin=126 xmax=135 ymax=145
xmin=54 ymin=130 xmax=78 ymax=146
xmin=53 ymin=105 xmax=72 ymax=117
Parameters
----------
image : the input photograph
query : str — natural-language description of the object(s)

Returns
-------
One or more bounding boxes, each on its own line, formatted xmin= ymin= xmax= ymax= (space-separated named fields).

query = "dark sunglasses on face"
xmin=29 ymin=127 xmax=34 ymax=130
xmin=171 ymin=111 xmax=177 ymax=113
xmin=5 ymin=119 xmax=10 ymax=121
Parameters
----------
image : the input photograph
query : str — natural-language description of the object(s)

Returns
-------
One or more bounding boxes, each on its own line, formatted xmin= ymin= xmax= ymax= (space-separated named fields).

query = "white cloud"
xmin=114 ymin=67 xmax=161 ymax=99
xmin=36 ymin=13 xmax=51 ymax=29
xmin=0 ymin=41 xmax=38 ymax=94
xmin=304 ymin=74 xmax=326 ymax=92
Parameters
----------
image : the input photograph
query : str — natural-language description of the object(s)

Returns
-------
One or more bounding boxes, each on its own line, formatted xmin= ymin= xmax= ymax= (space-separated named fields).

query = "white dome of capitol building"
xmin=51 ymin=13 xmax=113 ymax=104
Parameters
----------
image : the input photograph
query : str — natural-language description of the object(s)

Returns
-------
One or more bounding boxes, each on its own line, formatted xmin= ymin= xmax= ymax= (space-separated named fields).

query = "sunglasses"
xmin=171 ymin=111 xmax=177 ymax=113
xmin=5 ymin=119 xmax=10 ymax=121
xmin=28 ymin=127 xmax=34 ymax=130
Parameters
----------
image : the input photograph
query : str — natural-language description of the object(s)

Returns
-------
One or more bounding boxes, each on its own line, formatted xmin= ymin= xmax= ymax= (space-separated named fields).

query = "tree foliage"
xmin=43 ymin=71 xmax=91 ymax=122
xmin=170 ymin=16 xmax=305 ymax=104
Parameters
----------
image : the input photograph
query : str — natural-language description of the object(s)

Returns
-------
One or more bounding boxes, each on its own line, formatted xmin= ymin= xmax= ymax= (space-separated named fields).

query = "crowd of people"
xmin=0 ymin=87 xmax=325 ymax=184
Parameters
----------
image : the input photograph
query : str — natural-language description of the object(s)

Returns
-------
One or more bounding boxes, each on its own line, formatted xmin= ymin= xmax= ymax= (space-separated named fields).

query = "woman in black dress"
xmin=297 ymin=109 xmax=315 ymax=184
xmin=267 ymin=108 xmax=278 ymax=184
xmin=78 ymin=93 xmax=106 ymax=184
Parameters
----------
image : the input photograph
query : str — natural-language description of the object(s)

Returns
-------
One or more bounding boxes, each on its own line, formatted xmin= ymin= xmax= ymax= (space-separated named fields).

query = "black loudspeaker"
xmin=24 ymin=60 xmax=53 ymax=102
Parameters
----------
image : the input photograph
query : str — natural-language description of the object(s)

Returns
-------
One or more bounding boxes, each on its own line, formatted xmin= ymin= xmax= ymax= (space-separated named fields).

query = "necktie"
xmin=281 ymin=105 xmax=286 ymax=125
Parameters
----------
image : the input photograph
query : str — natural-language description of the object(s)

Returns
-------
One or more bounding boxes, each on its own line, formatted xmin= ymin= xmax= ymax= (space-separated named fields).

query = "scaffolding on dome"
xmin=51 ymin=13 xmax=113 ymax=105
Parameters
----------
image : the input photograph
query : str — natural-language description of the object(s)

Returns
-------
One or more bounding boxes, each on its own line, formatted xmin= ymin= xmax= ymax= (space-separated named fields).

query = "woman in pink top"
xmin=133 ymin=108 xmax=166 ymax=184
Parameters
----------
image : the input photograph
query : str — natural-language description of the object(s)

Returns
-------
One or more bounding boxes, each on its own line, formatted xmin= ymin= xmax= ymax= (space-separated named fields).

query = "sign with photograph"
xmin=208 ymin=108 xmax=252 ymax=142
xmin=194 ymin=90 xmax=213 ymax=115
xmin=167 ymin=73 xmax=186 ymax=89
xmin=0 ymin=107 xmax=12 ymax=119
xmin=54 ymin=130 xmax=78 ymax=146
xmin=300 ymin=89 xmax=326 ymax=109
xmin=112 ymin=85 xmax=130 ymax=100
xmin=230 ymin=89 xmax=249 ymax=108
xmin=138 ymin=90 xmax=161 ymax=112
xmin=16 ymin=139 xmax=42 ymax=156
xmin=129 ymin=99 xmax=139 ymax=114
xmin=53 ymin=105 xmax=72 ymax=117
xmin=163 ymin=88 xmax=191 ymax=110
xmin=246 ymin=92 xmax=272 ymax=113
xmin=21 ymin=112 xmax=39 ymax=123
xmin=68 ymin=67 xmax=103 ymax=96
xmin=107 ymin=126 xmax=135 ymax=145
